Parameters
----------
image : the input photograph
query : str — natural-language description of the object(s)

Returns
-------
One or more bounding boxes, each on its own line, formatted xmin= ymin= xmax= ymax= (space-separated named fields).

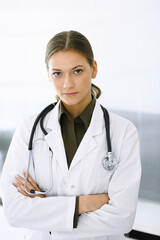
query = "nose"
xmin=63 ymin=74 xmax=74 ymax=89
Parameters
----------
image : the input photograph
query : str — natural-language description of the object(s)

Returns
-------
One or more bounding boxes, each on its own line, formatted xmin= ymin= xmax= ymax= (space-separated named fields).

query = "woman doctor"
xmin=0 ymin=30 xmax=141 ymax=240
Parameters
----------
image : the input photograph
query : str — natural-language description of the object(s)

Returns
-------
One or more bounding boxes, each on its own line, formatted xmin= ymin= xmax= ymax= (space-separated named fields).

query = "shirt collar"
xmin=58 ymin=96 xmax=96 ymax=129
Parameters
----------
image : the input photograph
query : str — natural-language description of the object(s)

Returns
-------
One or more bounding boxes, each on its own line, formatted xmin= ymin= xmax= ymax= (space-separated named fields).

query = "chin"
xmin=62 ymin=100 xmax=79 ymax=106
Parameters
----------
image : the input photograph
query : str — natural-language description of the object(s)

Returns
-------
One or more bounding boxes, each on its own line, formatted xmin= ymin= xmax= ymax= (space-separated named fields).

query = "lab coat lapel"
xmin=44 ymin=103 xmax=69 ymax=179
xmin=69 ymin=102 xmax=104 ymax=170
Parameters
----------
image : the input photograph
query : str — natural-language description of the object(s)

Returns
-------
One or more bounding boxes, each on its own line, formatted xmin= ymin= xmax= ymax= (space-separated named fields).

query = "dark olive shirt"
xmin=58 ymin=97 xmax=96 ymax=227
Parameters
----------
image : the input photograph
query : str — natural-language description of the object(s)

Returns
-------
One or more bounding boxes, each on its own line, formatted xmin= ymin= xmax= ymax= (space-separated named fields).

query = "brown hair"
xmin=45 ymin=30 xmax=101 ymax=99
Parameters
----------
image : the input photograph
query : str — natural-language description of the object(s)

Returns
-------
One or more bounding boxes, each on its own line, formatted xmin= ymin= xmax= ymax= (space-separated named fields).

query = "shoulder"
xmin=109 ymin=111 xmax=136 ymax=130
xmin=94 ymin=101 xmax=137 ymax=130
xmin=20 ymin=102 xmax=58 ymax=131
xmin=94 ymin=101 xmax=138 ymax=139
xmin=95 ymin=101 xmax=136 ymax=130
xmin=18 ymin=113 xmax=39 ymax=133
xmin=12 ymin=113 xmax=39 ymax=143
xmin=108 ymin=110 xmax=139 ymax=143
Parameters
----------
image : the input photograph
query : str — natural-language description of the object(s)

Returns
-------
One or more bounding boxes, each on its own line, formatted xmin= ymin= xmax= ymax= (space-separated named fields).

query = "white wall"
xmin=0 ymin=0 xmax=160 ymax=129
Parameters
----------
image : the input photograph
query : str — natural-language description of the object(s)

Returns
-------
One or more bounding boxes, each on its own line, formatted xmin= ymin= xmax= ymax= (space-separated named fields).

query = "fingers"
xmin=23 ymin=172 xmax=40 ymax=191
xmin=18 ymin=187 xmax=32 ymax=197
xmin=13 ymin=172 xmax=46 ymax=198
xmin=106 ymin=193 xmax=110 ymax=203
xmin=15 ymin=174 xmax=34 ymax=191
xmin=13 ymin=180 xmax=34 ymax=198
xmin=79 ymin=193 xmax=110 ymax=214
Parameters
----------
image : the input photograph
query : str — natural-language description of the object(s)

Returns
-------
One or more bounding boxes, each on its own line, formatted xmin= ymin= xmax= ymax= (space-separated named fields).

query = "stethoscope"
xmin=24 ymin=102 xmax=117 ymax=196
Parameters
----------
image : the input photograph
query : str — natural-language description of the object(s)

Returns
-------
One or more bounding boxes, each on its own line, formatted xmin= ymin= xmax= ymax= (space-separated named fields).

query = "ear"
xmin=91 ymin=60 xmax=98 ymax=79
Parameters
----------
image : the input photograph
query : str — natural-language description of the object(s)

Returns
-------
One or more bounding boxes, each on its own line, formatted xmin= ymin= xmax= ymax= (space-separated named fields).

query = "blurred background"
xmin=0 ymin=0 xmax=160 ymax=239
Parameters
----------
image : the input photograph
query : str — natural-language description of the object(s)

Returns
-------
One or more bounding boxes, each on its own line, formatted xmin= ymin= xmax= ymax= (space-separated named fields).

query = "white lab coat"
xmin=0 ymin=101 xmax=141 ymax=240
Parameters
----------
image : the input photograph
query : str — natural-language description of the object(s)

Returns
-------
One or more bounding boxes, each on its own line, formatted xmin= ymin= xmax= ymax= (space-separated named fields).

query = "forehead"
xmin=48 ymin=50 xmax=89 ymax=70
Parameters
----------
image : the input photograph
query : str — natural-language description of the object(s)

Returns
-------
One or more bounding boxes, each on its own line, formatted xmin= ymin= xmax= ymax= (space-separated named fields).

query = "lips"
xmin=63 ymin=92 xmax=77 ymax=97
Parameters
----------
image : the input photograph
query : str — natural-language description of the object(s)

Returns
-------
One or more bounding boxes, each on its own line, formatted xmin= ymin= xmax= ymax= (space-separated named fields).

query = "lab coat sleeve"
xmin=0 ymin=118 xmax=76 ymax=231
xmin=76 ymin=122 xmax=141 ymax=235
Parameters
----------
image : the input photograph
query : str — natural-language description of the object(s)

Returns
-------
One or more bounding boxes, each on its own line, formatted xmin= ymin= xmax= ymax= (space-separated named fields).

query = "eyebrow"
xmin=52 ymin=65 xmax=84 ymax=71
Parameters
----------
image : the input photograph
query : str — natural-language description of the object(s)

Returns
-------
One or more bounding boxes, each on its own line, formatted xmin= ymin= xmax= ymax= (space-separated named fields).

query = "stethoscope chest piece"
xmin=102 ymin=152 xmax=117 ymax=171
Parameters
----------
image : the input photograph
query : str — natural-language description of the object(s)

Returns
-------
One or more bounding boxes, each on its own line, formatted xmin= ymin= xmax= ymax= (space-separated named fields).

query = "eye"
xmin=74 ymin=69 xmax=83 ymax=74
xmin=52 ymin=72 xmax=62 ymax=77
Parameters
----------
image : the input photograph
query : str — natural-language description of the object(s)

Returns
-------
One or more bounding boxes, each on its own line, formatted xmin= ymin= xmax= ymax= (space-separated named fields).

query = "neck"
xmin=63 ymin=95 xmax=92 ymax=120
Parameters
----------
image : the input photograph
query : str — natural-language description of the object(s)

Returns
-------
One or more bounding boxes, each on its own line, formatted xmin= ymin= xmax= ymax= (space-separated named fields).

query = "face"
xmin=48 ymin=50 xmax=97 ymax=115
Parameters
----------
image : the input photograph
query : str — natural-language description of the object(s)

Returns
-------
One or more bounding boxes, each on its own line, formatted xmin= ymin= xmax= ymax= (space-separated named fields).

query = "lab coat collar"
xmin=45 ymin=100 xmax=103 ymax=134
xmin=44 ymin=101 xmax=69 ymax=178
xmin=45 ymin=101 xmax=60 ymax=130
xmin=69 ymin=101 xmax=104 ymax=170
xmin=44 ymin=100 xmax=104 ymax=177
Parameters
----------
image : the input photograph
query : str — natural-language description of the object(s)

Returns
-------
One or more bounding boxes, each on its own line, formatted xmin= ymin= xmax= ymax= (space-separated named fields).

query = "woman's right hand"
xmin=13 ymin=172 xmax=45 ymax=198
xmin=79 ymin=193 xmax=110 ymax=214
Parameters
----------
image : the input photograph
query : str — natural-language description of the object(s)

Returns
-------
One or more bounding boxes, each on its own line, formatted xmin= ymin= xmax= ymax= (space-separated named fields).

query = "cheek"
xmin=51 ymin=80 xmax=62 ymax=92
xmin=80 ymin=76 xmax=92 ymax=89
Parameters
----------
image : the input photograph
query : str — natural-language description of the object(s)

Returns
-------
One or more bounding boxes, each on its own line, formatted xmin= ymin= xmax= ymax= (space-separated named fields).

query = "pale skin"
xmin=13 ymin=50 xmax=110 ymax=214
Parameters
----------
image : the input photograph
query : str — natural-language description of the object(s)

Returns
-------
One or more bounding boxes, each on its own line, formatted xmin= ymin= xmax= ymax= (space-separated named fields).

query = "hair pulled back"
xmin=45 ymin=30 xmax=101 ymax=99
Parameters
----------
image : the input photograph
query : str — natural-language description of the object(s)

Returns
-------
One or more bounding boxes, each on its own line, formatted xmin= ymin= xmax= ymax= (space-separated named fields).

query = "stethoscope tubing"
xmin=25 ymin=102 xmax=116 ymax=196
xmin=100 ymin=105 xmax=112 ymax=153
xmin=25 ymin=140 xmax=53 ymax=195
xmin=28 ymin=103 xmax=56 ymax=150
